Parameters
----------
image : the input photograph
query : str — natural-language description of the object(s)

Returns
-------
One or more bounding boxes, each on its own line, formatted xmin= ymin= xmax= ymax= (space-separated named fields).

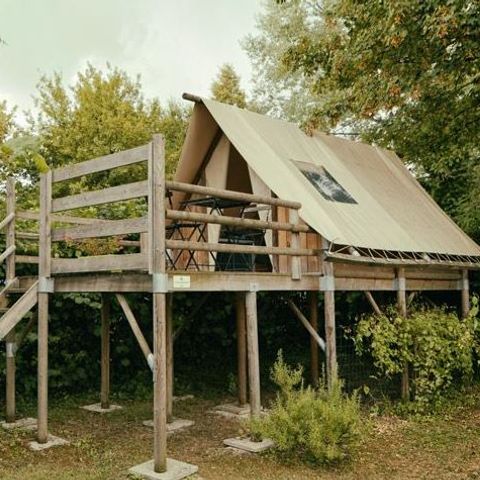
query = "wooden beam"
xmin=100 ymin=294 xmax=110 ymax=410
xmin=18 ymin=210 xmax=116 ymax=226
xmin=165 ymin=209 xmax=309 ymax=233
xmin=235 ymin=292 xmax=248 ymax=406
xmin=52 ymin=144 xmax=149 ymax=183
xmin=364 ymin=291 xmax=382 ymax=316
xmin=51 ymin=253 xmax=147 ymax=274
xmin=166 ymin=239 xmax=316 ymax=257
xmin=15 ymin=255 xmax=39 ymax=264
xmin=115 ymin=294 xmax=152 ymax=364
xmin=166 ymin=180 xmax=302 ymax=210
xmin=52 ymin=217 xmax=148 ymax=242
xmin=287 ymin=299 xmax=326 ymax=352
xmin=52 ymin=180 xmax=148 ymax=213
xmin=246 ymin=290 xmax=261 ymax=417
xmin=309 ymin=292 xmax=319 ymax=387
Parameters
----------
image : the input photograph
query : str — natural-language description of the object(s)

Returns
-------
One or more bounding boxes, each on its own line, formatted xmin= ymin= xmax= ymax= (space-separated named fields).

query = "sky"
xmin=0 ymin=0 xmax=261 ymax=122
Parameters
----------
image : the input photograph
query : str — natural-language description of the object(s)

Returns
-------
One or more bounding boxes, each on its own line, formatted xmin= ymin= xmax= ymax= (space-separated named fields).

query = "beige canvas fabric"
xmin=176 ymin=98 xmax=480 ymax=257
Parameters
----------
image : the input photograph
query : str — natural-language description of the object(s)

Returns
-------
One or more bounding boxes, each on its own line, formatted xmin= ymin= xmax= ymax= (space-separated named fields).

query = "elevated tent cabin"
xmin=0 ymin=94 xmax=479 ymax=478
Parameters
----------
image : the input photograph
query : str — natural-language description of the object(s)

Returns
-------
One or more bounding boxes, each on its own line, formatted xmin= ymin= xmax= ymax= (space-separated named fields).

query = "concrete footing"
xmin=1 ymin=417 xmax=37 ymax=431
xmin=210 ymin=403 xmax=250 ymax=420
xmin=223 ymin=436 xmax=274 ymax=453
xmin=142 ymin=418 xmax=194 ymax=433
xmin=28 ymin=434 xmax=69 ymax=451
xmin=80 ymin=403 xmax=123 ymax=413
xmin=128 ymin=458 xmax=198 ymax=480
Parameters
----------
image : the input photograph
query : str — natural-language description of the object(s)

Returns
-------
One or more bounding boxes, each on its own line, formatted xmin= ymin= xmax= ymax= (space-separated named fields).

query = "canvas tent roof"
xmin=175 ymin=96 xmax=480 ymax=260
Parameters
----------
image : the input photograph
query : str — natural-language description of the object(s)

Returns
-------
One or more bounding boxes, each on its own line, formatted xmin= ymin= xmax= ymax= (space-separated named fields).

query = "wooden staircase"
xmin=0 ymin=280 xmax=39 ymax=341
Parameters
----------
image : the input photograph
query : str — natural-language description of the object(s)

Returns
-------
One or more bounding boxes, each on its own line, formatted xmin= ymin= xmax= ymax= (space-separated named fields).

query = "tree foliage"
xmin=210 ymin=63 xmax=247 ymax=108
xmin=354 ymin=300 xmax=480 ymax=409
xmin=245 ymin=0 xmax=480 ymax=240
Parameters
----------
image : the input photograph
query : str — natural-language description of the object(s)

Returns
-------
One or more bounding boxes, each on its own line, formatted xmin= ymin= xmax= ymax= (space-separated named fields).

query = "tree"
xmin=210 ymin=64 xmax=247 ymax=108
xmin=245 ymin=1 xmax=480 ymax=240
xmin=31 ymin=64 xmax=189 ymax=182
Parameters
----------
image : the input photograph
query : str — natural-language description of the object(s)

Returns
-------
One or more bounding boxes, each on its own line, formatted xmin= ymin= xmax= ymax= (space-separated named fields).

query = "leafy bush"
xmin=250 ymin=352 xmax=363 ymax=465
xmin=354 ymin=299 xmax=480 ymax=409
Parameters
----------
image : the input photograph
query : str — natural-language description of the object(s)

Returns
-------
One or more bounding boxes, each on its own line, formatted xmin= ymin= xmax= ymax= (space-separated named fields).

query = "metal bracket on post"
xmin=320 ymin=274 xmax=335 ymax=291
xmin=6 ymin=342 xmax=16 ymax=358
xmin=152 ymin=273 xmax=168 ymax=293
xmin=38 ymin=277 xmax=54 ymax=294
xmin=394 ymin=276 xmax=406 ymax=291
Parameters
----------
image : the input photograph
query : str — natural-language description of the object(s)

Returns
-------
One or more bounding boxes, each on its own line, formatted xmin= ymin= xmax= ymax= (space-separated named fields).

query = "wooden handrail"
xmin=0 ymin=212 xmax=15 ymax=231
xmin=165 ymin=209 xmax=309 ymax=233
xmin=166 ymin=180 xmax=301 ymax=210
xmin=52 ymin=144 xmax=149 ymax=183
xmin=0 ymin=245 xmax=15 ymax=265
xmin=166 ymin=239 xmax=316 ymax=257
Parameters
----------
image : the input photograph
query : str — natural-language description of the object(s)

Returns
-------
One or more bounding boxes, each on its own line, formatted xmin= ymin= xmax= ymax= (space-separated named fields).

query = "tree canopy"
xmin=210 ymin=63 xmax=247 ymax=108
xmin=245 ymin=0 xmax=480 ymax=240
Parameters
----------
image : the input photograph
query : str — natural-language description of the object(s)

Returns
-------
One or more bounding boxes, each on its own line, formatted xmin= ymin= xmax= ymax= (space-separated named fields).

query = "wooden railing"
xmin=2 ymin=135 xmax=318 ymax=278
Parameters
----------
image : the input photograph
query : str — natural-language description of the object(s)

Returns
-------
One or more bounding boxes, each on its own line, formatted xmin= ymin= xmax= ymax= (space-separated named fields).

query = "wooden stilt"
xmin=153 ymin=293 xmax=167 ymax=472
xmin=166 ymin=293 xmax=173 ymax=423
xmin=37 ymin=293 xmax=49 ymax=442
xmin=461 ymin=269 xmax=470 ymax=319
xmin=37 ymin=170 xmax=52 ymax=444
xmin=309 ymin=291 xmax=319 ymax=387
xmin=5 ymin=178 xmax=16 ymax=423
xmin=235 ymin=292 xmax=248 ymax=406
xmin=100 ymin=294 xmax=110 ymax=410
xmin=150 ymin=134 xmax=167 ymax=473
xmin=245 ymin=290 xmax=260 ymax=417
xmin=5 ymin=330 xmax=16 ymax=423
xmin=396 ymin=267 xmax=409 ymax=402
xmin=324 ymin=262 xmax=337 ymax=388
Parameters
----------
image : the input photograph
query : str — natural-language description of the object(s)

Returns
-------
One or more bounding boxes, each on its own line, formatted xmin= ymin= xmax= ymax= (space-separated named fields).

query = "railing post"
xmin=150 ymin=134 xmax=168 ymax=473
xmin=37 ymin=170 xmax=52 ymax=443
xmin=289 ymin=208 xmax=301 ymax=280
xmin=5 ymin=178 xmax=16 ymax=423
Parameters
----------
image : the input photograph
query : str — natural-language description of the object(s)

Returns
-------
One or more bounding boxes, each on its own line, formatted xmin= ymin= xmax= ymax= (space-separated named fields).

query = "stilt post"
xmin=461 ymin=269 xmax=470 ymax=319
xmin=150 ymin=134 xmax=168 ymax=473
xmin=396 ymin=267 xmax=409 ymax=401
xmin=166 ymin=293 xmax=174 ymax=423
xmin=309 ymin=291 xmax=319 ymax=387
xmin=235 ymin=292 xmax=248 ymax=406
xmin=5 ymin=178 xmax=16 ymax=423
xmin=100 ymin=294 xmax=110 ymax=410
xmin=245 ymin=289 xmax=260 ymax=417
xmin=324 ymin=261 xmax=337 ymax=388
xmin=38 ymin=170 xmax=52 ymax=443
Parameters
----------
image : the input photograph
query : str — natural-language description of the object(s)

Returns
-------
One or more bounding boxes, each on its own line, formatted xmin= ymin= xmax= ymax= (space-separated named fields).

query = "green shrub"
xmin=250 ymin=352 xmax=363 ymax=465
xmin=354 ymin=298 xmax=480 ymax=409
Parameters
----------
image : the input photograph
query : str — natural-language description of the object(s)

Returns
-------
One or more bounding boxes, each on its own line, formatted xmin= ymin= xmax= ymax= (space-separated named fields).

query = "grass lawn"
xmin=1 ymin=392 xmax=480 ymax=480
